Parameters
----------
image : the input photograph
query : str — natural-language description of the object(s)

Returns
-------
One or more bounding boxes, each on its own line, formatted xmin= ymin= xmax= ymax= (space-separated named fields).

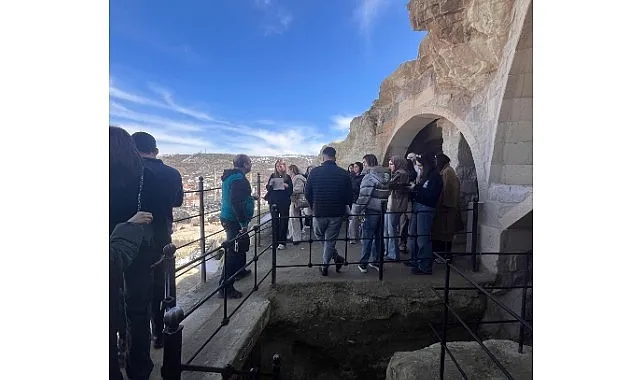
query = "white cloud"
xmin=109 ymin=78 xmax=331 ymax=156
xmin=109 ymin=78 xmax=215 ymax=122
xmin=330 ymin=114 xmax=357 ymax=131
xmin=354 ymin=0 xmax=390 ymax=36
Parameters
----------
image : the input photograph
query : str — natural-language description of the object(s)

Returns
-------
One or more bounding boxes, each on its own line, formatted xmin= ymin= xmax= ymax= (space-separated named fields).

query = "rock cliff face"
xmin=326 ymin=0 xmax=517 ymax=169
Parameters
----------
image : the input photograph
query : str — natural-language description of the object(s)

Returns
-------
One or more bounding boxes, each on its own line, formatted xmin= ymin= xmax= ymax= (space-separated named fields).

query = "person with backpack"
xmin=287 ymin=164 xmax=307 ymax=245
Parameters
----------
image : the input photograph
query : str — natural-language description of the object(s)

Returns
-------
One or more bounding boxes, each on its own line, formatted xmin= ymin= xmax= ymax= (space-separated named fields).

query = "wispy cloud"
xmin=109 ymin=77 xmax=331 ymax=156
xmin=353 ymin=0 xmax=390 ymax=37
xmin=254 ymin=0 xmax=293 ymax=36
xmin=330 ymin=115 xmax=357 ymax=131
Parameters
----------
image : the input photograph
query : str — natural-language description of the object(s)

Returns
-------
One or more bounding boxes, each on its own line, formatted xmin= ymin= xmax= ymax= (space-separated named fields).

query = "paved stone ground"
xmin=120 ymin=224 xmax=495 ymax=379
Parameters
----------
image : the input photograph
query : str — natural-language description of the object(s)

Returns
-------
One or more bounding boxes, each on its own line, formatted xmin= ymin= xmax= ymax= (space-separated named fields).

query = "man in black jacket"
xmin=132 ymin=132 xmax=183 ymax=350
xmin=305 ymin=147 xmax=350 ymax=276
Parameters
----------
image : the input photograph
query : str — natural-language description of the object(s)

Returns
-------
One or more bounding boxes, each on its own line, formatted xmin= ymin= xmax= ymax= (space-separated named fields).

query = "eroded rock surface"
xmin=386 ymin=339 xmax=532 ymax=380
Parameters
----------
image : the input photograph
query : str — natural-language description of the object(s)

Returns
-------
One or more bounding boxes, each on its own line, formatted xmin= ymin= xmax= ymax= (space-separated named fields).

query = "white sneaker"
xmin=278 ymin=244 xmax=285 ymax=250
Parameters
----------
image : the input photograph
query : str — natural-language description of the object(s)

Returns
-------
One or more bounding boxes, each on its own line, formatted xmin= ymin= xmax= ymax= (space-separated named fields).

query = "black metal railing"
xmin=167 ymin=174 xmax=270 ymax=284
xmin=160 ymin=220 xmax=281 ymax=379
xmin=158 ymin=192 xmax=531 ymax=379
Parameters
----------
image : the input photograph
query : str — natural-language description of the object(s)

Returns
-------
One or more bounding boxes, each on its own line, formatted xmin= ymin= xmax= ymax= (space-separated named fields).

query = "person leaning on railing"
xmin=218 ymin=154 xmax=255 ymax=299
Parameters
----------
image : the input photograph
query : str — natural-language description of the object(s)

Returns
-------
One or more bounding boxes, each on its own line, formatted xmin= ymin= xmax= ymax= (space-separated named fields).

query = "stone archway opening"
xmin=384 ymin=116 xmax=480 ymax=250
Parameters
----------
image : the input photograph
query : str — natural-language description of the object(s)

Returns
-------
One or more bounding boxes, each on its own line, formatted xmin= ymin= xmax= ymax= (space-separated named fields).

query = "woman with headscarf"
xmin=265 ymin=159 xmax=293 ymax=249
xmin=432 ymin=153 xmax=462 ymax=261
xmin=384 ymin=155 xmax=410 ymax=261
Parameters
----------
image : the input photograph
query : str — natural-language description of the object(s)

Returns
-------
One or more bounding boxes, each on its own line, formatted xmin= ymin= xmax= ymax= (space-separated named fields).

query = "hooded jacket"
xmin=220 ymin=168 xmax=255 ymax=228
xmin=352 ymin=166 xmax=391 ymax=215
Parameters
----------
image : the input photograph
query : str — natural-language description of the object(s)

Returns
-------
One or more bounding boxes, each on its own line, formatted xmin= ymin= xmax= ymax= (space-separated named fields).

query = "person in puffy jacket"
xmin=407 ymin=155 xmax=443 ymax=275
xmin=352 ymin=154 xmax=390 ymax=273
xmin=384 ymin=155 xmax=410 ymax=261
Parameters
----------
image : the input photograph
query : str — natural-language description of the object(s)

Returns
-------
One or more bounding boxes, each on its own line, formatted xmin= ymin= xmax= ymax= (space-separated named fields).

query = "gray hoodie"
xmin=352 ymin=166 xmax=390 ymax=215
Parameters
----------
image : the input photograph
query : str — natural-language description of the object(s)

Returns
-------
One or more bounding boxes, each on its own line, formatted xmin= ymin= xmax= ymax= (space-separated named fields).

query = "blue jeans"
xmin=360 ymin=209 xmax=384 ymax=266
xmin=408 ymin=203 xmax=436 ymax=272
xmin=313 ymin=216 xmax=343 ymax=266
xmin=384 ymin=212 xmax=401 ymax=260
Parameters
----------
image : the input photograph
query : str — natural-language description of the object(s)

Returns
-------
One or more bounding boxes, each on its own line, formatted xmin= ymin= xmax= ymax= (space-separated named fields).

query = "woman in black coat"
xmin=265 ymin=159 xmax=293 ymax=249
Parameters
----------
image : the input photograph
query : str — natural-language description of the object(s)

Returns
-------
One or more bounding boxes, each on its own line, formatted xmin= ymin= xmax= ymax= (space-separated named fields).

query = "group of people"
xmin=219 ymin=146 xmax=462 ymax=281
xmin=108 ymin=124 xmax=464 ymax=379
xmin=109 ymin=127 xmax=183 ymax=380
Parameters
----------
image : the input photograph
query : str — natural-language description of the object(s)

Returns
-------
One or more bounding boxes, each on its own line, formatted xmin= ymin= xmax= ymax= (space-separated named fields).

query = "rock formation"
xmin=386 ymin=339 xmax=532 ymax=380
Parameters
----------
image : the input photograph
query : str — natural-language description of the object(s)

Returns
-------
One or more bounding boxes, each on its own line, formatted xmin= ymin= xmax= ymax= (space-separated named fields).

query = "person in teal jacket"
xmin=218 ymin=154 xmax=255 ymax=299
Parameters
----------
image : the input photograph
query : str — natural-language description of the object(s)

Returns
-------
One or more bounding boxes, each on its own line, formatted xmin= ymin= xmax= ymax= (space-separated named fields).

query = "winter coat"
xmin=265 ymin=173 xmax=293 ymax=205
xmin=305 ymin=160 xmax=352 ymax=217
xmin=220 ymin=169 xmax=255 ymax=228
xmin=432 ymin=164 xmax=462 ymax=242
xmin=291 ymin=174 xmax=308 ymax=208
xmin=411 ymin=168 xmax=443 ymax=208
xmin=352 ymin=166 xmax=391 ymax=215
xmin=387 ymin=169 xmax=410 ymax=213
xmin=350 ymin=174 xmax=364 ymax=203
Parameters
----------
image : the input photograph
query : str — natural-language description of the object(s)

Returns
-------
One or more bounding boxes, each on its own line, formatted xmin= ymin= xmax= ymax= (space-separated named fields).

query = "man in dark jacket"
xmin=305 ymin=147 xmax=350 ymax=276
xmin=132 ymin=132 xmax=184 ymax=350
xmin=407 ymin=155 xmax=443 ymax=275
xmin=218 ymin=154 xmax=255 ymax=298
xmin=109 ymin=211 xmax=153 ymax=380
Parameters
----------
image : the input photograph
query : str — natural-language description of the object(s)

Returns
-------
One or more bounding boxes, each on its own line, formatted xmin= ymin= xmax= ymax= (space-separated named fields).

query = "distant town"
xmin=161 ymin=153 xmax=319 ymax=222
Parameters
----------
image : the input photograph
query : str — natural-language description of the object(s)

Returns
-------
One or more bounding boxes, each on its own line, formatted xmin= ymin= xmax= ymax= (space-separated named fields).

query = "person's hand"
xmin=283 ymin=183 xmax=289 ymax=189
xmin=408 ymin=183 xmax=416 ymax=191
xmin=128 ymin=211 xmax=153 ymax=224
xmin=240 ymin=227 xmax=248 ymax=234
xmin=252 ymin=195 xmax=260 ymax=200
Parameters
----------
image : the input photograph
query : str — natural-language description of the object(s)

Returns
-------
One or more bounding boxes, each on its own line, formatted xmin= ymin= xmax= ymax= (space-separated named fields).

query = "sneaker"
xmin=411 ymin=267 xmax=432 ymax=275
xmin=358 ymin=264 xmax=368 ymax=273
xmin=349 ymin=240 xmax=356 ymax=245
xmin=334 ymin=255 xmax=345 ymax=273
xmin=217 ymin=288 xmax=243 ymax=299
xmin=319 ymin=266 xmax=328 ymax=276
xmin=368 ymin=263 xmax=380 ymax=272
xmin=277 ymin=244 xmax=285 ymax=250
xmin=383 ymin=255 xmax=399 ymax=262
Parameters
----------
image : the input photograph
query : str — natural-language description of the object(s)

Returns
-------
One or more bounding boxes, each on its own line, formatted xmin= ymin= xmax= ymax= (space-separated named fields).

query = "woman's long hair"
xmin=110 ymin=126 xmax=142 ymax=189
xmin=274 ymin=159 xmax=286 ymax=175
xmin=288 ymin=164 xmax=301 ymax=176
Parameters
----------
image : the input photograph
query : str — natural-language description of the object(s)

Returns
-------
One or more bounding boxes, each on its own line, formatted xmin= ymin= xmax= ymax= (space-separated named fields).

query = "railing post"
xmin=272 ymin=354 xmax=281 ymax=380
xmin=439 ymin=260 xmax=451 ymax=380
xmin=518 ymin=252 xmax=531 ymax=354
xmin=253 ymin=225 xmax=259 ymax=291
xmin=379 ymin=200 xmax=387 ymax=281
xmin=163 ymin=244 xmax=178 ymax=310
xmin=471 ymin=197 xmax=479 ymax=272
xmin=198 ymin=176 xmax=207 ymax=283
xmin=257 ymin=173 xmax=262 ymax=247
xmin=271 ymin=204 xmax=279 ymax=284
xmin=221 ymin=240 xmax=230 ymax=326
xmin=161 ymin=307 xmax=185 ymax=380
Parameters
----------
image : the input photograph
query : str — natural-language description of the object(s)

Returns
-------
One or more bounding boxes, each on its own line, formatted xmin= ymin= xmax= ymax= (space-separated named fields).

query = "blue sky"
xmin=109 ymin=0 xmax=426 ymax=155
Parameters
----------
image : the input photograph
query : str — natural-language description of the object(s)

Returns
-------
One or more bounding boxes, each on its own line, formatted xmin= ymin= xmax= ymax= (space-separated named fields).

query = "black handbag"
xmin=235 ymin=229 xmax=250 ymax=253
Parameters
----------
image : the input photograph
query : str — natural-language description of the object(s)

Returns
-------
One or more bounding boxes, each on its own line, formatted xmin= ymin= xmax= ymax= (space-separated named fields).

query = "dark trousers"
xmin=272 ymin=202 xmax=290 ymax=245
xmin=124 ymin=248 xmax=154 ymax=380
xmin=401 ymin=213 xmax=411 ymax=248
xmin=150 ymin=261 xmax=165 ymax=338
xmin=110 ymin=275 xmax=124 ymax=380
xmin=219 ymin=219 xmax=245 ymax=290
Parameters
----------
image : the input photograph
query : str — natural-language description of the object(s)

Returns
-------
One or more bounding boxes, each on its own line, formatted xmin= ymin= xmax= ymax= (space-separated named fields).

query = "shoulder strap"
xmin=137 ymin=169 xmax=144 ymax=212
